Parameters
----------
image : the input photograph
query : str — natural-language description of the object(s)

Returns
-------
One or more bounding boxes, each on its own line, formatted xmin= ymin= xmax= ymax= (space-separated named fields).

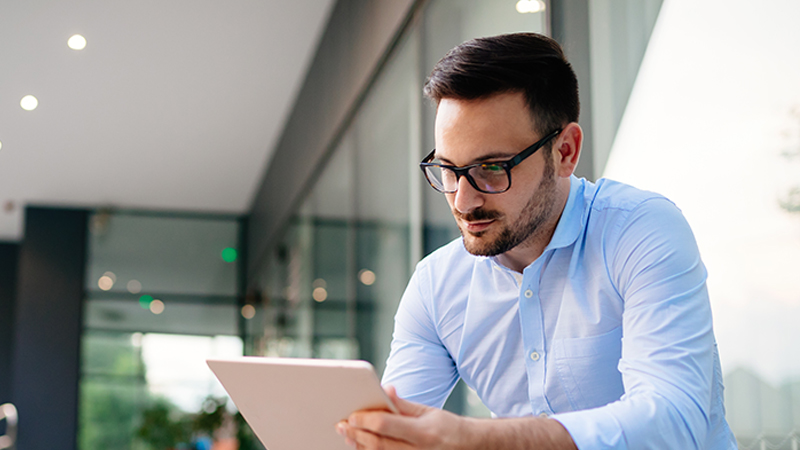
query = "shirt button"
xmin=524 ymin=289 xmax=533 ymax=298
xmin=530 ymin=351 xmax=540 ymax=361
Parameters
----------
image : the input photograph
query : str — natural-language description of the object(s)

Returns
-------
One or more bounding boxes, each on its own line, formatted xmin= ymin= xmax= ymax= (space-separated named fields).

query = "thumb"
xmin=384 ymin=385 xmax=430 ymax=417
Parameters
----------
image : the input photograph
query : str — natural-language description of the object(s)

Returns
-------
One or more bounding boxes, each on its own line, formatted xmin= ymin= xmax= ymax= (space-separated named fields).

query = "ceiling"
xmin=0 ymin=0 xmax=336 ymax=241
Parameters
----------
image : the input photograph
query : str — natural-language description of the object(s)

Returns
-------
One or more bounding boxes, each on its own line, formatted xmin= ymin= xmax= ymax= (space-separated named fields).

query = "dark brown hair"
xmin=423 ymin=32 xmax=579 ymax=136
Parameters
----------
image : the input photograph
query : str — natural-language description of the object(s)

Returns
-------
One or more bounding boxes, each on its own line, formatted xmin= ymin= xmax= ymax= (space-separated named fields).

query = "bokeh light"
xmin=98 ymin=275 xmax=114 ymax=291
xmin=139 ymin=294 xmax=154 ymax=309
xmin=127 ymin=279 xmax=142 ymax=294
xmin=150 ymin=299 xmax=165 ymax=314
xmin=221 ymin=247 xmax=237 ymax=263
xmin=20 ymin=95 xmax=38 ymax=111
xmin=67 ymin=34 xmax=87 ymax=50
xmin=312 ymin=287 xmax=328 ymax=302
xmin=241 ymin=304 xmax=256 ymax=319
xmin=358 ymin=269 xmax=376 ymax=286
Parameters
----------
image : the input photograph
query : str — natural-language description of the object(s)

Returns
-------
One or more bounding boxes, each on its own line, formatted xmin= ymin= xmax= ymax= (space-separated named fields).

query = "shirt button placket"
xmin=519 ymin=274 xmax=548 ymax=416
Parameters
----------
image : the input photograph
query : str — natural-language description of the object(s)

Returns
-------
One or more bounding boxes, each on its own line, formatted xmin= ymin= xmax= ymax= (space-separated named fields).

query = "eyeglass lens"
xmin=424 ymin=163 xmax=509 ymax=193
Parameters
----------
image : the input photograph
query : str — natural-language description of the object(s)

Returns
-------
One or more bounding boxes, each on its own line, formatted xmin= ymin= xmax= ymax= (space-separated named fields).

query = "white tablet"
xmin=207 ymin=357 xmax=398 ymax=450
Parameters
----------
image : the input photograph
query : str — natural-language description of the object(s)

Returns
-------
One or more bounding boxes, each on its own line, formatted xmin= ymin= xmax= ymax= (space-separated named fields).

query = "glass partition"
xmin=600 ymin=1 xmax=800 ymax=447
xmin=79 ymin=212 xmax=258 ymax=450
xmin=251 ymin=0 xmax=548 ymax=418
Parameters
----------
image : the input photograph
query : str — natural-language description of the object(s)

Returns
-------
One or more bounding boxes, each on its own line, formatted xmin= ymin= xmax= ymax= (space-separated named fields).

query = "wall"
xmin=0 ymin=243 xmax=19 ymax=405
xmin=247 ymin=0 xmax=418 ymax=277
xmin=11 ymin=207 xmax=88 ymax=450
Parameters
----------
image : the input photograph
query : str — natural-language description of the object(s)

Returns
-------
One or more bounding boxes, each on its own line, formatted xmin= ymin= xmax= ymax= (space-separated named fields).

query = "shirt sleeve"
xmin=552 ymin=198 xmax=717 ymax=450
xmin=381 ymin=261 xmax=460 ymax=409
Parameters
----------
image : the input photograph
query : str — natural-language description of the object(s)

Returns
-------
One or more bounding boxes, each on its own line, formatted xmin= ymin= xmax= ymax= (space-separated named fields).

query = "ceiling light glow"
xmin=516 ymin=0 xmax=545 ymax=14
xmin=68 ymin=34 xmax=87 ymax=50
xmin=20 ymin=95 xmax=38 ymax=111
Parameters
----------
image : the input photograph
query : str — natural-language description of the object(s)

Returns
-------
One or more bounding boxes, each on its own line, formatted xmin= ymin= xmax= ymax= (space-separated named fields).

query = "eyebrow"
xmin=435 ymin=151 xmax=517 ymax=166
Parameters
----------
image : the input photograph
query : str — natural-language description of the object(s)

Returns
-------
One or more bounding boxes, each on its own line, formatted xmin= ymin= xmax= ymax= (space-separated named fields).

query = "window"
xmin=79 ymin=212 xmax=254 ymax=450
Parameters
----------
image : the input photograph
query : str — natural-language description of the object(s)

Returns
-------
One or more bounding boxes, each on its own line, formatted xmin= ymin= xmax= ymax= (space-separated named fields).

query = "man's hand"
xmin=336 ymin=385 xmax=471 ymax=450
xmin=336 ymin=386 xmax=578 ymax=450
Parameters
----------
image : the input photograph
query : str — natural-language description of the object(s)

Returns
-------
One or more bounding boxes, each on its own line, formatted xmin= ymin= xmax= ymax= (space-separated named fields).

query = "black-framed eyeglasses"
xmin=420 ymin=128 xmax=561 ymax=194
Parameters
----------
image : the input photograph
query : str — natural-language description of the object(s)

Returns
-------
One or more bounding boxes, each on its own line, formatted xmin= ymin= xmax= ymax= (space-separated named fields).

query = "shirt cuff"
xmin=551 ymin=408 xmax=627 ymax=450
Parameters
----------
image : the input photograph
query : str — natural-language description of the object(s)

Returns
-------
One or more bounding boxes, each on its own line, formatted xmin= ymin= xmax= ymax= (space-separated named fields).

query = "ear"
xmin=552 ymin=122 xmax=583 ymax=178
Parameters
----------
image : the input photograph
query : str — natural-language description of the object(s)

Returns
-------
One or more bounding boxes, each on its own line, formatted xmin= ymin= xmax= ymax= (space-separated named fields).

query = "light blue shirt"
xmin=382 ymin=176 xmax=737 ymax=449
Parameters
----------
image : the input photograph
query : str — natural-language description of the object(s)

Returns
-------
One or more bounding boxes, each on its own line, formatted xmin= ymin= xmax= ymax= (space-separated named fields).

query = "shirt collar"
xmin=542 ymin=175 xmax=586 ymax=252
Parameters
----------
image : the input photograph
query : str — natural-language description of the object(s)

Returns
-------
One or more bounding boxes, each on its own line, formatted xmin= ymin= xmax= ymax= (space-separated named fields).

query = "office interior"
xmin=1 ymin=0 xmax=799 ymax=449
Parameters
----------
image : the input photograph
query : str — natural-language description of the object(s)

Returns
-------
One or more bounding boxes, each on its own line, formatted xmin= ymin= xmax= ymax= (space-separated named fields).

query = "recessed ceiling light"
xmin=20 ymin=95 xmax=38 ymax=111
xmin=68 ymin=34 xmax=87 ymax=50
xmin=516 ymin=0 xmax=545 ymax=13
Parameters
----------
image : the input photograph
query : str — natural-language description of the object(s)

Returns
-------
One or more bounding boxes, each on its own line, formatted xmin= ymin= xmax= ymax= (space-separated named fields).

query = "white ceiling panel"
xmin=0 ymin=0 xmax=336 ymax=240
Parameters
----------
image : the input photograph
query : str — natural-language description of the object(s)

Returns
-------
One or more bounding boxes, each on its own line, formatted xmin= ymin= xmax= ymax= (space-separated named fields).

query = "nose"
xmin=452 ymin=174 xmax=484 ymax=215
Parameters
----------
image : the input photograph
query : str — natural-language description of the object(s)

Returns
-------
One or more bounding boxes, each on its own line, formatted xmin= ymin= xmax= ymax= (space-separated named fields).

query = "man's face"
xmin=434 ymin=92 xmax=559 ymax=257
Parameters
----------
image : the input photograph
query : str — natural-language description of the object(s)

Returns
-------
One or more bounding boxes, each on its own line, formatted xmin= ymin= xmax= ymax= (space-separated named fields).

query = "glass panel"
xmin=600 ymin=1 xmax=800 ymax=447
xmin=80 ymin=212 xmax=253 ymax=450
xmin=250 ymin=0 xmax=551 ymax=421
xmin=352 ymin=30 xmax=417 ymax=375
xmin=86 ymin=213 xmax=239 ymax=297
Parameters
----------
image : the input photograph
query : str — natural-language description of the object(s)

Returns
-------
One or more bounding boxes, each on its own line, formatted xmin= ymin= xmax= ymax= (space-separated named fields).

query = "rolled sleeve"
xmin=553 ymin=198 xmax=715 ymax=449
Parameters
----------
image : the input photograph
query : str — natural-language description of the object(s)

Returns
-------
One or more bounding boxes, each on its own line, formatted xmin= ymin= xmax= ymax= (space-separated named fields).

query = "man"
xmin=336 ymin=33 xmax=737 ymax=449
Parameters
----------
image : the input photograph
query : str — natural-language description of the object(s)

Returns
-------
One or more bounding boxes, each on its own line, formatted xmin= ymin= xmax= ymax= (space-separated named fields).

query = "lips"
xmin=463 ymin=219 xmax=495 ymax=233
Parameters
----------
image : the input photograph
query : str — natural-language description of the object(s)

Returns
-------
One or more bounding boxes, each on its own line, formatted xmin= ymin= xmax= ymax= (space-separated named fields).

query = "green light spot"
xmin=221 ymin=247 xmax=237 ymax=263
xmin=139 ymin=295 xmax=153 ymax=309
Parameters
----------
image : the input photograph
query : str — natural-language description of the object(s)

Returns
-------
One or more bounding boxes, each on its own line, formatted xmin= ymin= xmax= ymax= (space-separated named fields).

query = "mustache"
xmin=455 ymin=208 xmax=501 ymax=222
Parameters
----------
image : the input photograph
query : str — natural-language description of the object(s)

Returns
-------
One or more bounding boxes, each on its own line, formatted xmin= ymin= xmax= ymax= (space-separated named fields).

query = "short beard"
xmin=459 ymin=155 xmax=557 ymax=257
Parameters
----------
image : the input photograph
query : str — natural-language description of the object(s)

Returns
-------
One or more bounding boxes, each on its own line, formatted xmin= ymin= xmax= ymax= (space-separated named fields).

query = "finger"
xmin=338 ymin=420 xmax=415 ymax=450
xmin=336 ymin=421 xmax=356 ymax=447
xmin=348 ymin=410 xmax=434 ymax=445
xmin=383 ymin=385 xmax=429 ymax=417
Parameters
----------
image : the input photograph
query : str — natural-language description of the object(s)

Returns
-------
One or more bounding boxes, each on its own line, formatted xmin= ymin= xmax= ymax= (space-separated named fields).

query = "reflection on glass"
xmin=312 ymin=287 xmax=328 ymax=302
xmin=149 ymin=299 xmax=165 ymax=315
xmin=221 ymin=247 xmax=237 ymax=263
xmin=358 ymin=269 xmax=376 ymax=286
xmin=98 ymin=275 xmax=114 ymax=291
xmin=601 ymin=0 xmax=800 ymax=445
xmin=241 ymin=304 xmax=256 ymax=319
xmin=126 ymin=279 xmax=142 ymax=294
xmin=80 ymin=212 xmax=246 ymax=450
xmin=138 ymin=295 xmax=153 ymax=309
xmin=250 ymin=0 xmax=547 ymax=419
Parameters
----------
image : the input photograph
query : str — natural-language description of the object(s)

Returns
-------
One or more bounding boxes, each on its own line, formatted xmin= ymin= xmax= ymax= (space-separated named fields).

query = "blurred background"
xmin=1 ymin=0 xmax=798 ymax=449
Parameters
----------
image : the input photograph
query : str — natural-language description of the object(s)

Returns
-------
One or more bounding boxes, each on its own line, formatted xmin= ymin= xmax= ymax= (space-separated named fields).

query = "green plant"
xmin=136 ymin=400 xmax=191 ymax=450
